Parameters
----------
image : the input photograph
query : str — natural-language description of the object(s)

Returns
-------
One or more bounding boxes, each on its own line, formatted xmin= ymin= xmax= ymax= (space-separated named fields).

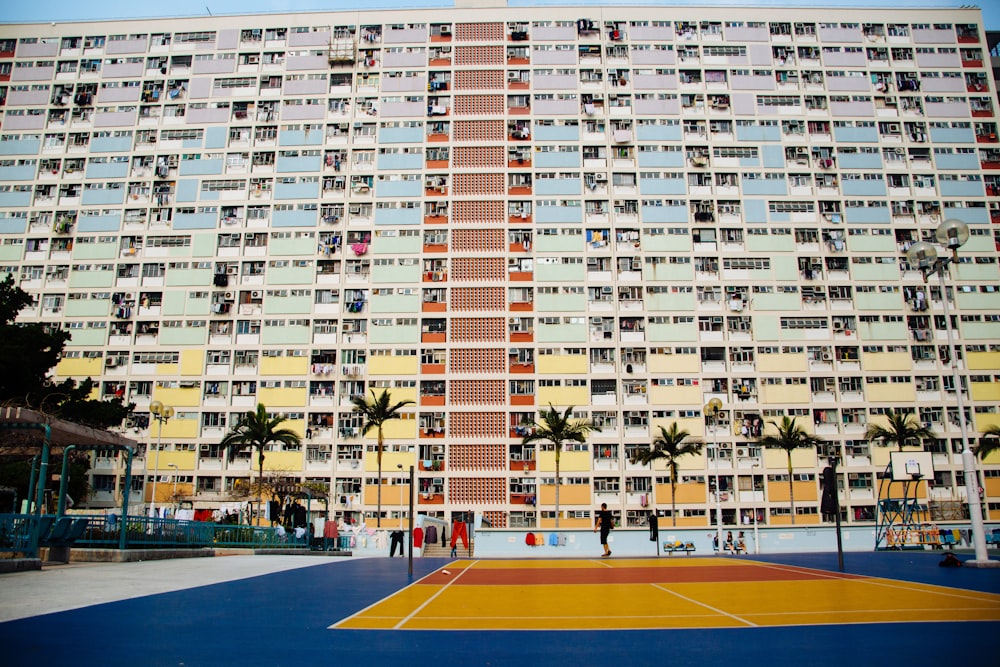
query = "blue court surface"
xmin=2 ymin=551 xmax=998 ymax=667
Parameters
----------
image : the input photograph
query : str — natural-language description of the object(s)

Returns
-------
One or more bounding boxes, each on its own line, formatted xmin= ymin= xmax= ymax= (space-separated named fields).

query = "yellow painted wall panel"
xmin=757 ymin=353 xmax=807 ymax=373
xmin=537 ymin=355 xmax=588 ymax=375
xmin=538 ymin=484 xmax=590 ymax=505
xmin=674 ymin=483 xmax=708 ymax=503
xmin=974 ymin=412 xmax=1000 ymax=433
xmin=180 ymin=349 xmax=203 ymax=376
xmin=158 ymin=419 xmax=199 ymax=439
xmin=363 ymin=450 xmax=417 ymax=471
xmin=538 ymin=450 xmax=591 ymax=473
xmin=54 ymin=357 xmax=102 ymax=377
xmin=971 ymin=382 xmax=1000 ymax=402
xmin=258 ymin=387 xmax=308 ymax=407
xmin=151 ymin=387 xmax=202 ymax=408
xmin=260 ymin=356 xmax=309 ymax=376
xmin=538 ymin=386 xmax=589 ymax=407
xmin=767 ymin=479 xmax=818 ymax=502
xmin=759 ymin=384 xmax=811 ymax=404
xmin=866 ymin=383 xmax=915 ymax=403
xmin=651 ymin=417 xmax=705 ymax=439
xmin=862 ymin=352 xmax=912 ymax=372
xmin=150 ymin=450 xmax=197 ymax=469
xmin=155 ymin=363 xmax=179 ymax=375
xmin=261 ymin=450 xmax=304 ymax=471
xmin=763 ymin=447 xmax=818 ymax=470
xmin=967 ymin=351 xmax=1000 ymax=371
xmin=363 ymin=482 xmax=409 ymax=506
xmin=369 ymin=356 xmax=418 ymax=375
xmin=382 ymin=418 xmax=417 ymax=440
xmin=649 ymin=353 xmax=700 ymax=373
xmin=871 ymin=445 xmax=922 ymax=468
xmin=649 ymin=385 xmax=702 ymax=406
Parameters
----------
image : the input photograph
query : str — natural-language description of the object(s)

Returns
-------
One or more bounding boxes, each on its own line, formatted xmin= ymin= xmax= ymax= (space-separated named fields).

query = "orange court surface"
xmin=333 ymin=556 xmax=1000 ymax=631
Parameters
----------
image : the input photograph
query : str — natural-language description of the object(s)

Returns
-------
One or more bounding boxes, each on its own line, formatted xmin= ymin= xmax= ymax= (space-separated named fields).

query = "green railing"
xmin=0 ymin=513 xmax=310 ymax=553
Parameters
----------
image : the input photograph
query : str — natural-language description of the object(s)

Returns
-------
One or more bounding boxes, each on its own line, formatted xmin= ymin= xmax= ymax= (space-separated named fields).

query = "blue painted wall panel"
xmin=273 ymin=209 xmax=319 ymax=227
xmin=275 ymin=181 xmax=320 ymax=199
xmin=375 ymin=180 xmax=422 ymax=198
xmin=277 ymin=155 xmax=323 ymax=172
xmin=639 ymin=178 xmax=686 ymax=195
xmin=376 ymin=153 xmax=423 ymax=170
xmin=179 ymin=159 xmax=224 ymax=176
xmin=205 ymin=126 xmax=228 ymax=149
xmin=78 ymin=214 xmax=122 ymax=232
xmin=536 ymin=206 xmax=582 ymax=224
xmin=85 ymin=162 xmax=129 ymax=179
xmin=378 ymin=127 xmax=424 ymax=144
xmin=641 ymin=205 xmax=688 ymax=223
xmin=90 ymin=136 xmax=133 ymax=153
xmin=636 ymin=125 xmax=683 ymax=141
xmin=173 ymin=212 xmax=218 ymax=229
xmin=81 ymin=189 xmax=126 ymax=206
xmin=374 ymin=208 xmax=422 ymax=225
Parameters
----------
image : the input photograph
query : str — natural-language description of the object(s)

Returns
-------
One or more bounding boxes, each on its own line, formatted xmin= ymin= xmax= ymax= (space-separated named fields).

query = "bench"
xmin=662 ymin=541 xmax=696 ymax=555
xmin=40 ymin=516 xmax=90 ymax=562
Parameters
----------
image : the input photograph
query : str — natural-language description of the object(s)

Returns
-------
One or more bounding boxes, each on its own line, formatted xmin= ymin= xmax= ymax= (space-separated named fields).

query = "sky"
xmin=3 ymin=0 xmax=998 ymax=29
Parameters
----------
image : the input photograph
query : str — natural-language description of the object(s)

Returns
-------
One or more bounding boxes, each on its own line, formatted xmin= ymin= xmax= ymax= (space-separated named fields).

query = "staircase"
xmin=421 ymin=539 xmax=474 ymax=558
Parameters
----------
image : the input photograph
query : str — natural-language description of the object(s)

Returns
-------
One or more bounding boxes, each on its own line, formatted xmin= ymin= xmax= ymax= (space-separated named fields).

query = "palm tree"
xmin=220 ymin=403 xmax=301 ymax=525
xmin=630 ymin=422 xmax=703 ymax=526
xmin=757 ymin=416 xmax=825 ymax=525
xmin=521 ymin=404 xmax=599 ymax=528
xmin=351 ymin=388 xmax=414 ymax=527
xmin=864 ymin=410 xmax=934 ymax=450
xmin=974 ymin=424 xmax=1000 ymax=461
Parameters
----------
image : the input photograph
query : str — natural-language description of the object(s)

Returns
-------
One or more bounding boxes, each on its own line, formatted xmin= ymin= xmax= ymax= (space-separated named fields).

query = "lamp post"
xmin=905 ymin=219 xmax=989 ymax=564
xmin=705 ymin=398 xmax=724 ymax=552
xmin=167 ymin=463 xmax=179 ymax=512
xmin=751 ymin=461 xmax=761 ymax=554
xmin=148 ymin=400 xmax=174 ymax=518
xmin=397 ymin=463 xmax=405 ymax=530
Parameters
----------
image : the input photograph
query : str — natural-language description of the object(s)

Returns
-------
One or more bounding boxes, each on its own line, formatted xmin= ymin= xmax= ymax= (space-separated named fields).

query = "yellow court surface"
xmin=332 ymin=557 xmax=1000 ymax=631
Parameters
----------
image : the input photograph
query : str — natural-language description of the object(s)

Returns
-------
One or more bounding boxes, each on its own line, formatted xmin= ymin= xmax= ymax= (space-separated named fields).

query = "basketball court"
xmin=335 ymin=556 xmax=1000 ymax=631
xmin=2 ymin=552 xmax=999 ymax=666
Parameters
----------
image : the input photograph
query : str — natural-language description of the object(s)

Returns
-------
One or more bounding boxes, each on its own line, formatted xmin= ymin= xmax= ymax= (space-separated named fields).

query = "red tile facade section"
xmin=454 ymin=70 xmax=505 ymax=89
xmin=453 ymin=94 xmax=504 ymax=115
xmin=452 ymin=173 xmax=505 ymax=195
xmin=451 ymin=146 xmax=507 ymax=169
xmin=448 ymin=444 xmax=505 ymax=471
xmin=449 ymin=347 xmax=505 ymax=373
xmin=454 ymin=24 xmax=504 ymax=43
xmin=449 ymin=379 xmax=505 ymax=403
xmin=452 ymin=228 xmax=505 ymax=252
xmin=449 ymin=317 xmax=506 ymax=343
xmin=452 ymin=200 xmax=504 ymax=223
xmin=448 ymin=476 xmax=505 ymax=505
xmin=449 ymin=411 xmax=506 ymax=438
xmin=454 ymin=43 xmax=504 ymax=62
xmin=453 ymin=123 xmax=505 ymax=145
xmin=451 ymin=257 xmax=506 ymax=282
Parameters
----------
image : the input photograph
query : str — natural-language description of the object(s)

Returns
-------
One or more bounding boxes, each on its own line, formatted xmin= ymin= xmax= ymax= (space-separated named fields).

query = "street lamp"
xmin=167 ymin=463 xmax=179 ymax=512
xmin=905 ymin=219 xmax=989 ymax=564
xmin=397 ymin=463 xmax=405 ymax=530
xmin=148 ymin=400 xmax=174 ymax=519
xmin=705 ymin=398 xmax=724 ymax=552
xmin=751 ymin=461 xmax=761 ymax=554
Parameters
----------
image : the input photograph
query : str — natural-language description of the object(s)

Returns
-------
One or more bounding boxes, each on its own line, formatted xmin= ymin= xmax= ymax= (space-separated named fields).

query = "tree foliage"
xmin=864 ymin=410 xmax=934 ymax=450
xmin=974 ymin=424 xmax=1000 ymax=460
xmin=522 ymin=404 xmax=599 ymax=528
xmin=631 ymin=422 xmax=702 ymax=526
xmin=757 ymin=416 xmax=825 ymax=525
xmin=351 ymin=389 xmax=414 ymax=527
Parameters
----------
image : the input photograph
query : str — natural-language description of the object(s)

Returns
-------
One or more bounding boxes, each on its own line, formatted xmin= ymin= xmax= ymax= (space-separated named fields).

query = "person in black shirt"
xmin=594 ymin=502 xmax=613 ymax=557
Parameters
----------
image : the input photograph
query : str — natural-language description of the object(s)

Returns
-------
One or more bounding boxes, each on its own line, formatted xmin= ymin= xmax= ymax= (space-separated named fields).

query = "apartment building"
xmin=1 ymin=3 xmax=998 ymax=530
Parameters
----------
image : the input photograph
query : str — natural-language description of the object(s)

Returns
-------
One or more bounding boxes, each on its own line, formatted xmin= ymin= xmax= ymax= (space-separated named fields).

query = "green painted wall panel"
xmin=68 ymin=271 xmax=115 ymax=288
xmin=371 ymin=293 xmax=420 ymax=313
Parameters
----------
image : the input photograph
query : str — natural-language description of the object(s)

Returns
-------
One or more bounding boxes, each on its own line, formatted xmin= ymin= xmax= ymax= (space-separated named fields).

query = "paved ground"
xmin=1 ymin=551 xmax=998 ymax=666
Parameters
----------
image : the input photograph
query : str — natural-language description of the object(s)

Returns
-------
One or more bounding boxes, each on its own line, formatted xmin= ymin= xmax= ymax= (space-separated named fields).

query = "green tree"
xmin=974 ymin=424 xmax=1000 ymax=461
xmin=630 ymin=422 xmax=703 ymax=526
xmin=351 ymin=389 xmax=414 ymax=527
xmin=220 ymin=403 xmax=301 ymax=524
xmin=864 ymin=410 xmax=934 ymax=451
xmin=0 ymin=274 xmax=131 ymax=428
xmin=521 ymin=404 xmax=599 ymax=528
xmin=757 ymin=416 xmax=825 ymax=525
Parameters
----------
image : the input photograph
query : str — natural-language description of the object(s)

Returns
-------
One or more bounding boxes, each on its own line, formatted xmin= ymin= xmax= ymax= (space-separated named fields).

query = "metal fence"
xmin=0 ymin=513 xmax=310 ymax=554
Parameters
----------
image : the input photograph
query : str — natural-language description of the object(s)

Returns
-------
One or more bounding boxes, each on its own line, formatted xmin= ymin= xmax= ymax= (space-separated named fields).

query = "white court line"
xmin=328 ymin=560 xmax=473 ymax=629
xmin=392 ymin=559 xmax=480 ymax=629
xmin=652 ymin=583 xmax=758 ymax=627
xmin=743 ymin=560 xmax=999 ymax=603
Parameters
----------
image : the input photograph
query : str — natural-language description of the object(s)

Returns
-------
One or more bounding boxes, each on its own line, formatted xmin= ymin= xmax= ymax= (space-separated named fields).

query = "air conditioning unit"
xmin=105 ymin=357 xmax=117 ymax=367
xmin=200 ymin=444 xmax=211 ymax=452
xmin=736 ymin=447 xmax=748 ymax=457
xmin=594 ymin=173 xmax=607 ymax=182
xmin=600 ymin=286 xmax=613 ymax=294
xmin=431 ymin=445 xmax=444 ymax=453
xmin=833 ymin=321 xmax=845 ymax=331
xmin=720 ymin=442 xmax=731 ymax=450
xmin=125 ymin=293 xmax=135 ymax=300
xmin=224 ymin=291 xmax=234 ymax=300
xmin=821 ymin=352 xmax=833 ymax=361
xmin=591 ymin=317 xmax=604 ymax=325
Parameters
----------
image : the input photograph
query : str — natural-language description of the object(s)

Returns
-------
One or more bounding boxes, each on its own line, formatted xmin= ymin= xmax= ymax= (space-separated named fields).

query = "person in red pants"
xmin=450 ymin=517 xmax=468 ymax=557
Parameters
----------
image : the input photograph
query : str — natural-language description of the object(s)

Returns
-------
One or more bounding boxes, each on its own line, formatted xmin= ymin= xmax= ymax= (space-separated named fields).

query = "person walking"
xmin=594 ymin=502 xmax=613 ymax=557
